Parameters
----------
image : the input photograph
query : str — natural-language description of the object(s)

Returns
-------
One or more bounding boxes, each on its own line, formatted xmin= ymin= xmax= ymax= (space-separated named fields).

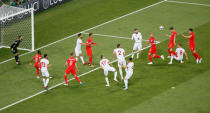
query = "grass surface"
xmin=0 ymin=0 xmax=210 ymax=113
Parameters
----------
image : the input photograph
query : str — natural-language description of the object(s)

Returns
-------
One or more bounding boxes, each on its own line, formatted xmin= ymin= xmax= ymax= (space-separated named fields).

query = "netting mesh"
xmin=0 ymin=4 xmax=33 ymax=51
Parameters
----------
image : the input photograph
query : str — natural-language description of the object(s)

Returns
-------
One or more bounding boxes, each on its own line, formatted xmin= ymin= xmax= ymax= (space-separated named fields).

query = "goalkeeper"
xmin=10 ymin=35 xmax=23 ymax=64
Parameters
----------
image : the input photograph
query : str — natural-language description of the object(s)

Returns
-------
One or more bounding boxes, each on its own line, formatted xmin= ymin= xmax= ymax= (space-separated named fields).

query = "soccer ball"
xmin=160 ymin=26 xmax=164 ymax=30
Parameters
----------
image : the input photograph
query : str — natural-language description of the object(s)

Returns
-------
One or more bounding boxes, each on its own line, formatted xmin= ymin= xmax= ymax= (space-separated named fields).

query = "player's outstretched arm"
xmin=64 ymin=61 xmax=68 ymax=67
xmin=165 ymin=34 xmax=170 ymax=37
xmin=109 ymin=62 xmax=113 ymax=67
xmin=119 ymin=63 xmax=128 ymax=69
xmin=182 ymin=34 xmax=192 ymax=38
xmin=75 ymin=63 xmax=79 ymax=72
xmin=81 ymin=42 xmax=87 ymax=45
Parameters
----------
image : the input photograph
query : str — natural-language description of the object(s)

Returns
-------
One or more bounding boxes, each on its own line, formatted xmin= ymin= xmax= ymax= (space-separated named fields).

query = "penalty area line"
xmin=166 ymin=0 xmax=210 ymax=7
xmin=0 ymin=40 xmax=160 ymax=111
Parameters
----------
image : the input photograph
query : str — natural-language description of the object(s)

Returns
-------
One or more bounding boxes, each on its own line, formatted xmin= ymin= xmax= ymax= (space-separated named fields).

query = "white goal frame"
xmin=0 ymin=7 xmax=34 ymax=51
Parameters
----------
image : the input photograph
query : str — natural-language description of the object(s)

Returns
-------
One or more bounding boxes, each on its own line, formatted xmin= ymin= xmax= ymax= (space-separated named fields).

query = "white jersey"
xmin=40 ymin=58 xmax=49 ymax=71
xmin=176 ymin=47 xmax=185 ymax=60
xmin=114 ymin=48 xmax=125 ymax=61
xmin=100 ymin=59 xmax=111 ymax=69
xmin=75 ymin=38 xmax=82 ymax=50
xmin=132 ymin=32 xmax=142 ymax=43
xmin=127 ymin=62 xmax=134 ymax=72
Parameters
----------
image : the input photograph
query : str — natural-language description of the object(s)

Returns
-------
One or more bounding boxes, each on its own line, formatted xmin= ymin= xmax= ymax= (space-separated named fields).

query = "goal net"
xmin=0 ymin=2 xmax=34 ymax=51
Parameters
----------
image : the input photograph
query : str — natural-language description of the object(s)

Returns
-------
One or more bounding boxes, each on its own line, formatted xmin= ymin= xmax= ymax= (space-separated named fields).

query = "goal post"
xmin=0 ymin=3 xmax=34 ymax=51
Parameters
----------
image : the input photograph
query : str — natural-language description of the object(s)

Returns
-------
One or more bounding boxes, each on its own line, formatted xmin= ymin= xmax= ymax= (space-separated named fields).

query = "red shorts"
xmin=168 ymin=43 xmax=174 ymax=49
xmin=34 ymin=63 xmax=41 ymax=69
xmin=86 ymin=48 xmax=92 ymax=56
xmin=149 ymin=48 xmax=156 ymax=54
xmin=65 ymin=68 xmax=76 ymax=75
xmin=189 ymin=45 xmax=195 ymax=51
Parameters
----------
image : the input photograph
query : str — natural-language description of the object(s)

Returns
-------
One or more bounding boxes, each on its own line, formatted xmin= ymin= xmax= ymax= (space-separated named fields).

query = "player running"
xmin=100 ymin=55 xmax=118 ymax=87
xmin=147 ymin=33 xmax=164 ymax=64
xmin=30 ymin=50 xmax=42 ymax=79
xmin=165 ymin=27 xmax=178 ymax=60
xmin=182 ymin=28 xmax=202 ymax=64
xmin=75 ymin=33 xmax=86 ymax=65
xmin=40 ymin=54 xmax=50 ymax=90
xmin=86 ymin=33 xmax=96 ymax=67
xmin=112 ymin=44 xmax=126 ymax=80
xmin=169 ymin=44 xmax=188 ymax=64
xmin=120 ymin=58 xmax=134 ymax=90
xmin=131 ymin=28 xmax=142 ymax=59
xmin=64 ymin=52 xmax=83 ymax=86
xmin=10 ymin=35 xmax=23 ymax=64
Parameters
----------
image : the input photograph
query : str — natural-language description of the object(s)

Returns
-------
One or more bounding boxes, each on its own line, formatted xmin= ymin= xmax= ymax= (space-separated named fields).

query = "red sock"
xmin=148 ymin=55 xmax=152 ymax=62
xmin=168 ymin=49 xmax=171 ymax=56
xmin=89 ymin=56 xmax=92 ymax=64
xmin=36 ymin=68 xmax=39 ymax=77
xmin=171 ymin=51 xmax=178 ymax=57
xmin=153 ymin=55 xmax=160 ymax=58
xmin=74 ymin=75 xmax=81 ymax=83
xmin=64 ymin=75 xmax=68 ymax=84
xmin=193 ymin=52 xmax=200 ymax=60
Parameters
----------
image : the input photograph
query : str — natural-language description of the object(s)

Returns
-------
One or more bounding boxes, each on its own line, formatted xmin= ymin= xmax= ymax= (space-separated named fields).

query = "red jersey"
xmin=169 ymin=31 xmax=177 ymax=44
xmin=189 ymin=32 xmax=195 ymax=46
xmin=33 ymin=54 xmax=42 ymax=64
xmin=86 ymin=37 xmax=96 ymax=49
xmin=149 ymin=37 xmax=156 ymax=48
xmin=66 ymin=57 xmax=77 ymax=69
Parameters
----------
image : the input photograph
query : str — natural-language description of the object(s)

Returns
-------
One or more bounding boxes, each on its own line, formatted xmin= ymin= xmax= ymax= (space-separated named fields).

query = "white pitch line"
xmin=0 ymin=0 xmax=166 ymax=111
xmin=83 ymin=33 xmax=150 ymax=41
xmin=0 ymin=0 xmax=165 ymax=65
xmin=166 ymin=0 xmax=210 ymax=7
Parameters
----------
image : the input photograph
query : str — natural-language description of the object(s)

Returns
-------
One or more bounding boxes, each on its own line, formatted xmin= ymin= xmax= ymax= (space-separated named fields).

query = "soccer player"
xmin=165 ymin=27 xmax=178 ymax=59
xmin=64 ymin=52 xmax=83 ymax=86
xmin=120 ymin=58 xmax=134 ymax=90
xmin=40 ymin=54 xmax=50 ymax=90
xmin=75 ymin=33 xmax=86 ymax=65
xmin=112 ymin=44 xmax=126 ymax=80
xmin=86 ymin=33 xmax=96 ymax=67
xmin=147 ymin=33 xmax=164 ymax=64
xmin=169 ymin=44 xmax=188 ymax=64
xmin=131 ymin=28 xmax=142 ymax=59
xmin=10 ymin=35 xmax=23 ymax=64
xmin=100 ymin=55 xmax=118 ymax=87
xmin=30 ymin=50 xmax=42 ymax=79
xmin=182 ymin=28 xmax=202 ymax=63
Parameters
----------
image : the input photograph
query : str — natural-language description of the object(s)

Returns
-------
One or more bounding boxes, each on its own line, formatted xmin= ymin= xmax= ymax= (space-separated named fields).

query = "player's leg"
xmin=132 ymin=43 xmax=137 ymax=58
xmin=169 ymin=54 xmax=174 ymax=64
xmin=169 ymin=48 xmax=178 ymax=57
xmin=36 ymin=66 xmax=40 ymax=79
xmin=118 ymin=62 xmax=123 ymax=80
xmin=137 ymin=43 xmax=142 ymax=59
xmin=14 ymin=52 xmax=20 ymax=64
xmin=79 ymin=53 xmax=85 ymax=65
xmin=64 ymin=69 xmax=70 ymax=86
xmin=191 ymin=48 xmax=201 ymax=63
xmin=44 ymin=72 xmax=50 ymax=89
xmin=168 ymin=48 xmax=171 ymax=58
xmin=148 ymin=52 xmax=153 ymax=64
xmin=104 ymin=70 xmax=110 ymax=87
xmin=123 ymin=71 xmax=133 ymax=90
xmin=109 ymin=67 xmax=118 ymax=82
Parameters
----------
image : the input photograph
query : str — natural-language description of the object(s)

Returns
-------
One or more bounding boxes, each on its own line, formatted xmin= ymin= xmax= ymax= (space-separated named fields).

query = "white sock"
xmin=43 ymin=78 xmax=46 ymax=86
xmin=76 ymin=57 xmax=78 ymax=61
xmin=124 ymin=79 xmax=128 ymax=89
xmin=44 ymin=78 xmax=49 ymax=87
xmin=119 ymin=68 xmax=123 ymax=79
xmin=170 ymin=55 xmax=174 ymax=63
xmin=105 ymin=77 xmax=109 ymax=86
xmin=132 ymin=52 xmax=135 ymax=58
xmin=114 ymin=71 xmax=117 ymax=80
xmin=137 ymin=53 xmax=139 ymax=58
xmin=80 ymin=56 xmax=84 ymax=64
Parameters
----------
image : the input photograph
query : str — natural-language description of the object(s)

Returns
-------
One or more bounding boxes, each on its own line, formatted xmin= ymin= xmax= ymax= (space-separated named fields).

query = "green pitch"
xmin=1 ymin=0 xmax=210 ymax=113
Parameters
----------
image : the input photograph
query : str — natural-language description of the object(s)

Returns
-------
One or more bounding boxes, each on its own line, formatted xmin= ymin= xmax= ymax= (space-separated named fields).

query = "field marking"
xmin=0 ymin=0 xmax=165 ymax=65
xmin=0 ymin=0 xmax=166 ymax=111
xmin=83 ymin=33 xmax=150 ymax=42
xmin=167 ymin=0 xmax=210 ymax=7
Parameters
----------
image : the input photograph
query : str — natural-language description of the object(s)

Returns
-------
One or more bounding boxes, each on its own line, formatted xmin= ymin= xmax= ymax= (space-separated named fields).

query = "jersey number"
xmin=180 ymin=50 xmax=183 ymax=55
xmin=102 ymin=61 xmax=106 ymax=66
xmin=41 ymin=62 xmax=46 ymax=67
xmin=118 ymin=50 xmax=122 ymax=55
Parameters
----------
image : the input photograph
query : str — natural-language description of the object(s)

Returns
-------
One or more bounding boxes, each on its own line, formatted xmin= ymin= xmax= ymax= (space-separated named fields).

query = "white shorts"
xmin=133 ymin=43 xmax=142 ymax=51
xmin=104 ymin=67 xmax=116 ymax=76
xmin=117 ymin=60 xmax=126 ymax=68
xmin=75 ymin=48 xmax=82 ymax=56
xmin=41 ymin=70 xmax=49 ymax=77
xmin=125 ymin=71 xmax=133 ymax=80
